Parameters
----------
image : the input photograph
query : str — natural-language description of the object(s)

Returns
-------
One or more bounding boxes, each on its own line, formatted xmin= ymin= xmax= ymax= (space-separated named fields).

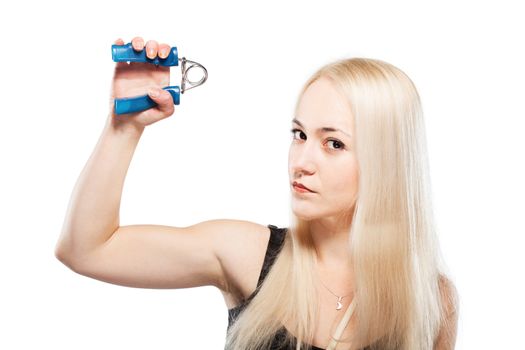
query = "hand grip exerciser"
xmin=111 ymin=42 xmax=208 ymax=115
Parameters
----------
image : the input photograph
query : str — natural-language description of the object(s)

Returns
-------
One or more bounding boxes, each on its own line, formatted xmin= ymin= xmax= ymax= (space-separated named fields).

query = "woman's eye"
xmin=290 ymin=128 xmax=304 ymax=140
xmin=326 ymin=139 xmax=345 ymax=150
xmin=290 ymin=128 xmax=345 ymax=151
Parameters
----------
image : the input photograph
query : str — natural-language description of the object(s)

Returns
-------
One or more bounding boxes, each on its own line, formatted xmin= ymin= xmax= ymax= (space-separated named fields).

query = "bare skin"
xmin=286 ymin=77 xmax=360 ymax=349
xmin=55 ymin=37 xmax=456 ymax=350
xmin=288 ymin=77 xmax=358 ymax=281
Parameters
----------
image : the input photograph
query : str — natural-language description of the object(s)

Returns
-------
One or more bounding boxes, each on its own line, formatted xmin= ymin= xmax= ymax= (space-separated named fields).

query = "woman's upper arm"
xmin=63 ymin=219 xmax=268 ymax=292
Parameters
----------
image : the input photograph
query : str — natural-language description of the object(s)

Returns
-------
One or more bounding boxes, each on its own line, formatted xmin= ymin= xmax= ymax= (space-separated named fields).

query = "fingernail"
xmin=148 ymin=47 xmax=155 ymax=57
xmin=160 ymin=49 xmax=168 ymax=58
xmin=149 ymin=88 xmax=160 ymax=97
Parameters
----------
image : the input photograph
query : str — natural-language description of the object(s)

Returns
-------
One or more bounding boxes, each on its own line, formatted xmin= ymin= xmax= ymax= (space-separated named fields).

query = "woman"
xmin=55 ymin=36 xmax=458 ymax=350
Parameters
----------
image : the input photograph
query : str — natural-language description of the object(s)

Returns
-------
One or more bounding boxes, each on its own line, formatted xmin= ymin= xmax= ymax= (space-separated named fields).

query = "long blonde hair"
xmin=224 ymin=57 xmax=458 ymax=350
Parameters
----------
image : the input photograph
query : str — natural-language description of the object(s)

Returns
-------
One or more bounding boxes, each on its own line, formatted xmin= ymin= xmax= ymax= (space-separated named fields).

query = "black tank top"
xmin=226 ymin=224 xmax=372 ymax=350
xmin=226 ymin=224 xmax=325 ymax=350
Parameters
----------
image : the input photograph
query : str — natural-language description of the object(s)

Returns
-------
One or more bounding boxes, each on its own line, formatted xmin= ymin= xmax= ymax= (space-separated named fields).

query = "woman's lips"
xmin=292 ymin=181 xmax=315 ymax=193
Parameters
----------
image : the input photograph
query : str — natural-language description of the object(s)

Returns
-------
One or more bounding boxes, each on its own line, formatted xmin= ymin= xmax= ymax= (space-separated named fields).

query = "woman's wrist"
xmin=105 ymin=113 xmax=145 ymax=137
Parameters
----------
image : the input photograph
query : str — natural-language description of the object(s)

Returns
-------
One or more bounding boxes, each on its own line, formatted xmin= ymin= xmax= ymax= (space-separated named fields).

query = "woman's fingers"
xmin=114 ymin=36 xmax=172 ymax=68
xmin=114 ymin=38 xmax=127 ymax=69
xmin=128 ymin=37 xmax=170 ymax=59
xmin=148 ymin=87 xmax=175 ymax=117
xmin=145 ymin=40 xmax=158 ymax=59
xmin=131 ymin=36 xmax=144 ymax=51
xmin=158 ymin=43 xmax=171 ymax=59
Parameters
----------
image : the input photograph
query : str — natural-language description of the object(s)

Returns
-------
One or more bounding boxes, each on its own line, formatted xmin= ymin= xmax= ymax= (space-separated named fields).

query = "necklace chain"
xmin=314 ymin=262 xmax=354 ymax=310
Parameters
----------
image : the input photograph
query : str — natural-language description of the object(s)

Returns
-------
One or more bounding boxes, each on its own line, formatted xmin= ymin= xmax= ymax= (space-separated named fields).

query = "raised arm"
xmin=54 ymin=37 xmax=270 ymax=294
xmin=55 ymin=36 xmax=174 ymax=264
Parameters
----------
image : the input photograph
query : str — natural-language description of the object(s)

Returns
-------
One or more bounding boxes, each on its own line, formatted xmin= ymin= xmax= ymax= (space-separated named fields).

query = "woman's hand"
xmin=108 ymin=36 xmax=176 ymax=131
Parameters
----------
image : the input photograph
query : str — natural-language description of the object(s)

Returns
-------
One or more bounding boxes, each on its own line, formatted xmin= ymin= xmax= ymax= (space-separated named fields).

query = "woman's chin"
xmin=291 ymin=207 xmax=319 ymax=221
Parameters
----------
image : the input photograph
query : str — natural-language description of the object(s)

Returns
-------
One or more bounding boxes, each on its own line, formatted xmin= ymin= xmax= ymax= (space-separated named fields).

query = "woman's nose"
xmin=289 ymin=147 xmax=316 ymax=176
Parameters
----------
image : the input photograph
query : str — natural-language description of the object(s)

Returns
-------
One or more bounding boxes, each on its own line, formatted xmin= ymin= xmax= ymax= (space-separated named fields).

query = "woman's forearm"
xmin=55 ymin=116 xmax=145 ymax=265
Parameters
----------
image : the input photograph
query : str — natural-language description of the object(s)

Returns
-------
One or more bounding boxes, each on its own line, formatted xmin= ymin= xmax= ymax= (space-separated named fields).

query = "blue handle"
xmin=111 ymin=42 xmax=179 ymax=66
xmin=113 ymin=86 xmax=181 ymax=115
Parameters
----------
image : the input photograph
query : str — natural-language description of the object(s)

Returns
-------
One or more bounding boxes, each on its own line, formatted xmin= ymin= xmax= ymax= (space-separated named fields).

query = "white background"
xmin=1 ymin=0 xmax=523 ymax=348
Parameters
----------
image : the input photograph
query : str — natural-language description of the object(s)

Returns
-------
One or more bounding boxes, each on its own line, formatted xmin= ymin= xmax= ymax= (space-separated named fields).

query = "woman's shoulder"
xmin=214 ymin=220 xmax=280 ymax=301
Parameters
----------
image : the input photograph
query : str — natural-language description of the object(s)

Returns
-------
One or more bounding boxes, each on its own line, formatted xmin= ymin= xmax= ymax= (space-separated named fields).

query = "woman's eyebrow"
xmin=292 ymin=118 xmax=352 ymax=138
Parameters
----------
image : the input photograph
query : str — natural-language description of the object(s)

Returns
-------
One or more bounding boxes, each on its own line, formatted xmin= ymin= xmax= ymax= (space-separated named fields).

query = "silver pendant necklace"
xmin=314 ymin=264 xmax=354 ymax=311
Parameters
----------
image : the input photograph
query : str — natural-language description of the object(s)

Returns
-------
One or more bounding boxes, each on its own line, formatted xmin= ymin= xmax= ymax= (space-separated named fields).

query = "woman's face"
xmin=288 ymin=77 xmax=359 ymax=221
